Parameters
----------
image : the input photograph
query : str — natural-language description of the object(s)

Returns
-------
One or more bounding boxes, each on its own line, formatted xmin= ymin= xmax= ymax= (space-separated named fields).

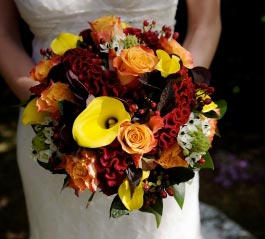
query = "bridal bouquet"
xmin=22 ymin=16 xmax=226 ymax=226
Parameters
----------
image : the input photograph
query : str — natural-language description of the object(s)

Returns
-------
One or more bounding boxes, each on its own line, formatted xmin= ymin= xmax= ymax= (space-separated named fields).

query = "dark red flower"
xmin=95 ymin=140 xmax=131 ymax=196
xmin=61 ymin=48 xmax=126 ymax=98
xmin=158 ymin=75 xmax=195 ymax=150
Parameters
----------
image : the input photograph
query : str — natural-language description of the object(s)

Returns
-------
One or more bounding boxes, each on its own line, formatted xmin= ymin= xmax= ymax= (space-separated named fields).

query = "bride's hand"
xmin=12 ymin=76 xmax=39 ymax=102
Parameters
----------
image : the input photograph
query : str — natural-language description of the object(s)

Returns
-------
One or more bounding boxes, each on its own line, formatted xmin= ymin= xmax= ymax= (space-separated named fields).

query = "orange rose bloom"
xmin=62 ymin=149 xmax=98 ymax=193
xmin=113 ymin=45 xmax=159 ymax=85
xmin=159 ymin=37 xmax=194 ymax=69
xmin=30 ymin=56 xmax=60 ymax=82
xmin=118 ymin=122 xmax=157 ymax=155
xmin=89 ymin=15 xmax=124 ymax=44
xmin=37 ymin=82 xmax=76 ymax=113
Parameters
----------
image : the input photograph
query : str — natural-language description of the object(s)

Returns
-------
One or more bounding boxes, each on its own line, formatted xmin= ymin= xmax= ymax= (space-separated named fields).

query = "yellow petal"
xmin=202 ymin=101 xmax=218 ymax=113
xmin=155 ymin=49 xmax=180 ymax=78
xmin=118 ymin=170 xmax=149 ymax=211
xmin=142 ymin=170 xmax=150 ymax=180
xmin=22 ymin=98 xmax=49 ymax=125
xmin=196 ymin=89 xmax=218 ymax=113
xmin=121 ymin=22 xmax=127 ymax=29
xmin=72 ymin=96 xmax=131 ymax=148
xmin=118 ymin=179 xmax=144 ymax=211
xmin=50 ymin=32 xmax=83 ymax=55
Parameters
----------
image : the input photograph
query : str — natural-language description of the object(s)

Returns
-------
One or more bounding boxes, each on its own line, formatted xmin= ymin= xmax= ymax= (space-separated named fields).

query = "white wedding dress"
xmin=14 ymin=0 xmax=203 ymax=238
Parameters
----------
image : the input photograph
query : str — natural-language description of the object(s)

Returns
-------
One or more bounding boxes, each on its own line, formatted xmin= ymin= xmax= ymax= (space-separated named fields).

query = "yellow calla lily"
xmin=155 ymin=49 xmax=180 ymax=78
xmin=22 ymin=98 xmax=49 ymax=125
xmin=202 ymin=100 xmax=218 ymax=113
xmin=72 ymin=96 xmax=131 ymax=148
xmin=196 ymin=89 xmax=218 ymax=113
xmin=50 ymin=32 xmax=83 ymax=55
xmin=121 ymin=22 xmax=127 ymax=29
xmin=118 ymin=170 xmax=150 ymax=211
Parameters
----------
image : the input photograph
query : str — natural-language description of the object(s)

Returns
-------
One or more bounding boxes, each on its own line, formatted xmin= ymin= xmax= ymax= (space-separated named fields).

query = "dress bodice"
xmin=14 ymin=0 xmax=179 ymax=61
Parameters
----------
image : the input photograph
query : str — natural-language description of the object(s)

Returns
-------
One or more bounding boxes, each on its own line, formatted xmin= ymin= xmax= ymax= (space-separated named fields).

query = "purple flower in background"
xmin=212 ymin=150 xmax=255 ymax=188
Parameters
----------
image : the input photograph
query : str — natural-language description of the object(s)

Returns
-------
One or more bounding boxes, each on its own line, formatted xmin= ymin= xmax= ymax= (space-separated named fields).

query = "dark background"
xmin=0 ymin=0 xmax=265 ymax=238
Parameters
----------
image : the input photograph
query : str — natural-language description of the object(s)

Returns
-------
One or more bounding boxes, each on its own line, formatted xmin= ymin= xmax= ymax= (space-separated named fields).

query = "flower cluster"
xmin=22 ymin=16 xmax=226 ymax=226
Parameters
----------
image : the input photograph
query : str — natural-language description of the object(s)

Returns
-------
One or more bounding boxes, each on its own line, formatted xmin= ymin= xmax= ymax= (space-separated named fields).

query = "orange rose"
xmin=37 ymin=82 xmax=76 ymax=113
xmin=113 ymin=45 xmax=158 ymax=85
xmin=159 ymin=37 xmax=194 ymax=69
xmin=118 ymin=122 xmax=157 ymax=155
xmin=30 ymin=56 xmax=60 ymax=82
xmin=89 ymin=15 xmax=124 ymax=44
xmin=62 ymin=149 xmax=98 ymax=193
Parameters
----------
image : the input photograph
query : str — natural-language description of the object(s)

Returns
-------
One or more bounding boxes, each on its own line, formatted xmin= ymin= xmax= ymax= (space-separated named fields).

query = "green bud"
xmin=32 ymin=132 xmax=49 ymax=152
xmin=190 ymin=129 xmax=210 ymax=153
xmin=124 ymin=35 xmax=139 ymax=48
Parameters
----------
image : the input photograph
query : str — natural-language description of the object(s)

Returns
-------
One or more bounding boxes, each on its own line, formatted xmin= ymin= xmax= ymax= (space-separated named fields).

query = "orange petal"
xmin=156 ymin=143 xmax=188 ymax=168
xmin=148 ymin=115 xmax=164 ymax=133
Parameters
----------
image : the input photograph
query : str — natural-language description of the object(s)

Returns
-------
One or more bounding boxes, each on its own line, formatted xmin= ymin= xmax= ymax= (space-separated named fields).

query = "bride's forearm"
xmin=0 ymin=0 xmax=36 ymax=102
xmin=183 ymin=0 xmax=221 ymax=68
xmin=0 ymin=36 xmax=36 ymax=102
xmin=183 ymin=23 xmax=221 ymax=68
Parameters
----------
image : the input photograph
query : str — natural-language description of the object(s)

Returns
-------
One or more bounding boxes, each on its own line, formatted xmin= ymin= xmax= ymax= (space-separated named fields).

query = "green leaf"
xmin=109 ymin=195 xmax=130 ymax=218
xmin=195 ymin=151 xmax=214 ymax=169
xmin=127 ymin=165 xmax=142 ymax=195
xmin=140 ymin=197 xmax=163 ymax=228
xmin=57 ymin=100 xmax=65 ymax=116
xmin=57 ymin=99 xmax=78 ymax=121
xmin=216 ymin=99 xmax=227 ymax=119
xmin=167 ymin=167 xmax=195 ymax=185
xmin=173 ymin=183 xmax=185 ymax=209
xmin=203 ymin=110 xmax=219 ymax=118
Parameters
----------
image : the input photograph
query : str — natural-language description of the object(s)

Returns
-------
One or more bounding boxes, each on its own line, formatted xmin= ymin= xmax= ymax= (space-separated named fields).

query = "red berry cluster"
xmin=142 ymin=170 xmax=175 ymax=208
xmin=142 ymin=19 xmax=179 ymax=40
xmin=40 ymin=48 xmax=53 ymax=59
xmin=126 ymin=93 xmax=160 ymax=123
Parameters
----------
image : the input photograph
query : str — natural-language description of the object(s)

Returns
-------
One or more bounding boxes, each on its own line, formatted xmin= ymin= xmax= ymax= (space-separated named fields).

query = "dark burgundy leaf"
xmin=191 ymin=66 xmax=212 ymax=84
xmin=66 ymin=70 xmax=89 ymax=101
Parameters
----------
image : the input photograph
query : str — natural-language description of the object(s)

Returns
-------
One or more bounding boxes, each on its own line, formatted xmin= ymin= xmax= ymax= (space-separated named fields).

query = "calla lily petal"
xmin=159 ymin=37 xmax=194 ymax=69
xmin=22 ymin=98 xmax=49 ymax=125
xmin=50 ymin=32 xmax=83 ymax=55
xmin=196 ymin=89 xmax=218 ymax=113
xmin=155 ymin=49 xmax=180 ymax=78
xmin=118 ymin=170 xmax=150 ymax=210
xmin=72 ymin=96 xmax=131 ymax=148
xmin=118 ymin=179 xmax=144 ymax=210
xmin=202 ymin=101 xmax=218 ymax=113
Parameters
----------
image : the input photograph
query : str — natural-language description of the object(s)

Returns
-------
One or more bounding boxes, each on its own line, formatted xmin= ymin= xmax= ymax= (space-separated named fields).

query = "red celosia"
xmin=95 ymin=140 xmax=130 ymax=196
xmin=61 ymin=48 xmax=125 ymax=98
xmin=158 ymin=73 xmax=195 ymax=150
